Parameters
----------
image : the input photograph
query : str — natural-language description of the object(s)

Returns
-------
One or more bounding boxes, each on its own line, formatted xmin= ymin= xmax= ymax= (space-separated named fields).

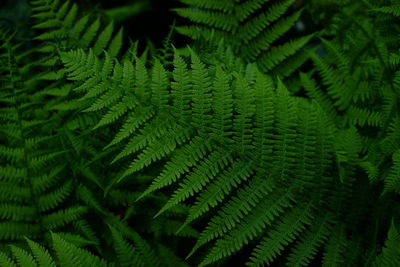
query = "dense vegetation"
xmin=0 ymin=0 xmax=399 ymax=266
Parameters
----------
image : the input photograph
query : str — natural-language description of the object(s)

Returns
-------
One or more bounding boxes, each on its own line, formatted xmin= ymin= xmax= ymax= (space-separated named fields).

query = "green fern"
xmin=0 ymin=233 xmax=107 ymax=267
xmin=60 ymin=47 xmax=376 ymax=266
xmin=0 ymin=27 xmax=86 ymax=243
xmin=372 ymin=222 xmax=400 ymax=267
xmin=0 ymin=0 xmax=400 ymax=266
xmin=175 ymin=0 xmax=313 ymax=81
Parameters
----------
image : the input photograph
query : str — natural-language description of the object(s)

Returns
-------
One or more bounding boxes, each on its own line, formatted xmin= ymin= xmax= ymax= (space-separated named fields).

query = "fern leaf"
xmin=121 ymin=59 xmax=135 ymax=90
xmin=151 ymin=60 xmax=170 ymax=110
xmin=374 ymin=5 xmax=400 ymax=17
xmin=322 ymin=225 xmax=348 ymax=267
xmin=118 ymin=126 xmax=192 ymax=182
xmin=111 ymin=117 xmax=174 ymax=164
xmin=10 ymin=246 xmax=38 ymax=267
xmin=104 ymin=106 xmax=155 ymax=149
xmin=70 ymin=14 xmax=90 ymax=39
xmin=190 ymin=50 xmax=212 ymax=131
xmin=84 ymin=87 xmax=123 ymax=112
xmin=253 ymin=72 xmax=276 ymax=166
xmin=237 ymin=0 xmax=296 ymax=42
xmin=171 ymin=51 xmax=192 ymax=122
xmin=51 ymin=232 xmax=109 ymax=267
xmin=155 ymin=149 xmax=233 ymax=217
xmin=105 ymin=217 xmax=162 ymax=267
xmin=177 ymin=160 xmax=254 ymax=233
xmin=0 ymin=222 xmax=40 ymax=240
xmin=286 ymin=214 xmax=333 ymax=266
xmin=257 ymin=35 xmax=313 ymax=72
xmin=199 ymin=187 xmax=296 ymax=266
xmin=63 ymin=3 xmax=78 ymax=28
xmin=210 ymin=65 xmax=233 ymax=141
xmin=42 ymin=206 xmax=88 ymax=230
xmin=188 ymin=173 xmax=276 ymax=258
xmin=81 ymin=18 xmax=101 ymax=48
xmin=383 ymin=149 xmax=400 ymax=194
xmin=108 ymin=28 xmax=124 ymax=59
xmin=25 ymin=238 xmax=54 ymax=267
xmin=134 ymin=56 xmax=150 ymax=102
xmin=93 ymin=96 xmax=137 ymax=129
xmin=372 ymin=222 xmax=400 ymax=267
xmin=232 ymin=72 xmax=255 ymax=154
xmin=248 ymin=202 xmax=315 ymax=266
xmin=109 ymin=226 xmax=145 ymax=267
xmin=137 ymin=136 xmax=211 ymax=201
xmin=180 ymin=0 xmax=234 ymax=11
xmin=93 ymin=21 xmax=114 ymax=56
xmin=243 ymin=9 xmax=302 ymax=61
xmin=0 ymin=251 xmax=18 ymax=267
xmin=175 ymin=8 xmax=237 ymax=31
xmin=37 ymin=180 xmax=73 ymax=212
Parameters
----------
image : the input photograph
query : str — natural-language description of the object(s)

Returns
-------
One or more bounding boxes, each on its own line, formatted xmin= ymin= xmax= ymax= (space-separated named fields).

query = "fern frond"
xmin=137 ymin=136 xmax=212 ymax=201
xmin=372 ymin=222 xmax=400 ymax=267
xmin=374 ymin=5 xmax=400 ymax=17
xmin=109 ymin=226 xmax=145 ymax=267
xmin=383 ymin=150 xmax=400 ymax=195
xmin=118 ymin=125 xmax=192 ymax=182
xmin=177 ymin=160 xmax=255 ymax=233
xmin=0 ymin=27 xmax=88 ymax=244
xmin=151 ymin=60 xmax=170 ymax=110
xmin=104 ymin=106 xmax=155 ymax=149
xmin=190 ymin=50 xmax=213 ymax=131
xmin=300 ymin=72 xmax=337 ymax=123
xmin=9 ymin=246 xmax=38 ymax=267
xmin=61 ymin=48 xmax=339 ymax=266
xmin=187 ymin=172 xmax=276 ymax=258
xmin=248 ymin=202 xmax=315 ymax=266
xmin=199 ymin=187 xmax=297 ymax=266
xmin=0 ymin=233 xmax=108 ymax=267
xmin=51 ymin=232 xmax=109 ymax=267
xmin=286 ymin=214 xmax=333 ymax=266
xmin=322 ymin=225 xmax=348 ymax=267
xmin=93 ymin=21 xmax=114 ymax=55
xmin=176 ymin=0 xmax=311 ymax=76
xmin=155 ymin=149 xmax=234 ymax=217
xmin=42 ymin=206 xmax=88 ymax=230
xmin=171 ymin=52 xmax=193 ymax=122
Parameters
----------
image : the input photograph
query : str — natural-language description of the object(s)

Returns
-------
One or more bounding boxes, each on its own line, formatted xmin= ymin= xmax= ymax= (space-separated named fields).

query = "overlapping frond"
xmin=61 ymin=47 xmax=340 ymax=265
xmin=372 ymin=222 xmax=400 ymax=267
xmin=0 ymin=0 xmax=399 ymax=266
xmin=0 ymin=233 xmax=107 ymax=267
xmin=0 ymin=28 xmax=86 ymax=243
xmin=175 ymin=0 xmax=312 ymax=77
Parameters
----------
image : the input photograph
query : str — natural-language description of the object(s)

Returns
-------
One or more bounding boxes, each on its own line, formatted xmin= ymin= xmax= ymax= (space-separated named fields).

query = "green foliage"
xmin=0 ymin=0 xmax=400 ymax=266
xmin=0 ymin=230 xmax=189 ymax=267
xmin=175 ymin=0 xmax=312 ymax=81
xmin=373 ymin=221 xmax=400 ymax=267
xmin=0 ymin=26 xmax=85 ymax=242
